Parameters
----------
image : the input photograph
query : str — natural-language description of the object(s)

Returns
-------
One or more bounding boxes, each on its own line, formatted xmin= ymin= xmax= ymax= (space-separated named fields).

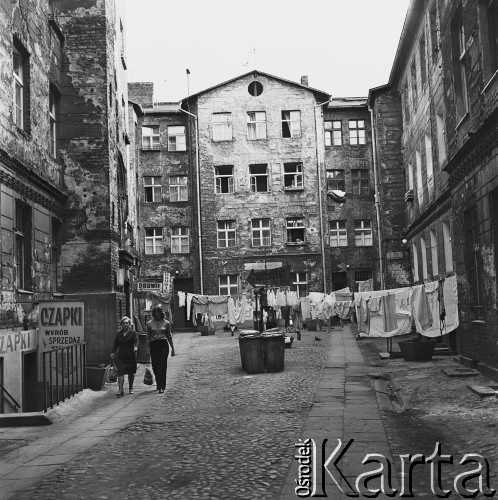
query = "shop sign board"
xmin=39 ymin=301 xmax=85 ymax=352
xmin=136 ymin=281 xmax=162 ymax=292
xmin=162 ymin=272 xmax=171 ymax=293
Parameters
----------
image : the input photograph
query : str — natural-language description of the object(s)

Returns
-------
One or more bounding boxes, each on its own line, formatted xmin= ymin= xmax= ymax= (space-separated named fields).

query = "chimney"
xmin=300 ymin=75 xmax=309 ymax=86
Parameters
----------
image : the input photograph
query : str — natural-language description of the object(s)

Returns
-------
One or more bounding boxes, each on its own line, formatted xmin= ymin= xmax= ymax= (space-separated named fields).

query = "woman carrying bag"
xmin=111 ymin=316 xmax=139 ymax=397
xmin=146 ymin=306 xmax=175 ymax=394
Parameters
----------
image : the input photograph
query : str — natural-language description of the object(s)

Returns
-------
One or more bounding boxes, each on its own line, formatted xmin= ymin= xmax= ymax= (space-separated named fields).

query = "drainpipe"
xmin=180 ymin=108 xmax=204 ymax=294
xmin=314 ymin=98 xmax=332 ymax=293
xmin=368 ymin=105 xmax=385 ymax=290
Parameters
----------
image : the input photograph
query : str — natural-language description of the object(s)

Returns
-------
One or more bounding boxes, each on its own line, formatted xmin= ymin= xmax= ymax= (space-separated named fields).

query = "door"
xmin=173 ymin=278 xmax=194 ymax=328
xmin=331 ymin=272 xmax=348 ymax=291
xmin=22 ymin=352 xmax=39 ymax=412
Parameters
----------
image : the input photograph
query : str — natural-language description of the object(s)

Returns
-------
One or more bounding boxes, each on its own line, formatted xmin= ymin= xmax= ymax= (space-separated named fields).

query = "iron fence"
xmin=41 ymin=343 xmax=86 ymax=412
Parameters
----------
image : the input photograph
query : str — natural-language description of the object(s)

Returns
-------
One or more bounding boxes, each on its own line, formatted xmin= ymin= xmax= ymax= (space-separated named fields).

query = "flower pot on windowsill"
xmin=398 ymin=338 xmax=436 ymax=362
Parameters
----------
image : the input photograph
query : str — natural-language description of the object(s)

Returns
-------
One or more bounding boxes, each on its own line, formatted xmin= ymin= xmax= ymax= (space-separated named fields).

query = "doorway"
xmin=22 ymin=352 xmax=39 ymax=412
xmin=173 ymin=278 xmax=194 ymax=328
xmin=331 ymin=271 xmax=348 ymax=291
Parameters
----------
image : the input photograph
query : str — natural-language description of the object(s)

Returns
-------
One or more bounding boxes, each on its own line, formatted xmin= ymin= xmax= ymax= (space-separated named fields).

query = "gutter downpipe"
xmin=180 ymin=107 xmax=204 ymax=294
xmin=314 ymin=98 xmax=331 ymax=293
xmin=368 ymin=105 xmax=385 ymax=290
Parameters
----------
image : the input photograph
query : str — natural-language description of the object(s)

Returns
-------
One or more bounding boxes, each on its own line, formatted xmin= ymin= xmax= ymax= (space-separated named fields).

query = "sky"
xmin=124 ymin=0 xmax=411 ymax=103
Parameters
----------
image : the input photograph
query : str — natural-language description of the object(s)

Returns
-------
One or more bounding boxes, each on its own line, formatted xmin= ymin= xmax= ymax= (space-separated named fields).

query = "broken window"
xmin=329 ymin=220 xmax=347 ymax=247
xmin=451 ymin=7 xmax=469 ymax=120
xmin=354 ymin=220 xmax=373 ymax=247
xmin=349 ymin=120 xmax=366 ymax=145
xmin=49 ymin=87 xmax=59 ymax=158
xmin=281 ymin=110 xmax=301 ymax=138
xmin=219 ymin=274 xmax=238 ymax=296
xmin=250 ymin=164 xmax=268 ymax=192
xmin=15 ymin=201 xmax=32 ymax=290
xmin=169 ymin=176 xmax=188 ymax=202
xmin=324 ymin=121 xmax=342 ymax=146
xmin=251 ymin=219 xmax=271 ymax=247
xmin=351 ymin=169 xmax=370 ymax=195
xmin=283 ymin=163 xmax=303 ymax=189
xmin=145 ymin=228 xmax=163 ymax=254
xmin=326 ymin=170 xmax=345 ymax=192
xmin=286 ymin=217 xmax=305 ymax=244
xmin=142 ymin=125 xmax=160 ymax=150
xmin=144 ymin=176 xmax=162 ymax=202
xmin=212 ymin=112 xmax=232 ymax=141
xmin=247 ymin=111 xmax=267 ymax=140
xmin=171 ymin=227 xmax=189 ymax=254
xmin=217 ymin=220 xmax=236 ymax=248
xmin=215 ymin=166 xmax=234 ymax=194
xmin=478 ymin=0 xmax=498 ymax=83
xmin=167 ymin=126 xmax=186 ymax=151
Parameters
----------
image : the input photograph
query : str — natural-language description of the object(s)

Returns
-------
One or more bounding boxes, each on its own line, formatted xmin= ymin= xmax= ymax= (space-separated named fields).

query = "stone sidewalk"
xmin=0 ymin=332 xmax=195 ymax=500
xmin=280 ymin=324 xmax=397 ymax=499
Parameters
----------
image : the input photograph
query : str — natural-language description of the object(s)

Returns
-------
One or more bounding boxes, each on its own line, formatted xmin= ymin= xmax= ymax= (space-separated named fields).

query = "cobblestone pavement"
xmin=356 ymin=334 xmax=498 ymax=498
xmin=11 ymin=330 xmax=330 ymax=500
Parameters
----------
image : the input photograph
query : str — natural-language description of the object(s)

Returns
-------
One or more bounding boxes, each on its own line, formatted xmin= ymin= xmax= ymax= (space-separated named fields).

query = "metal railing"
xmin=41 ymin=343 xmax=86 ymax=412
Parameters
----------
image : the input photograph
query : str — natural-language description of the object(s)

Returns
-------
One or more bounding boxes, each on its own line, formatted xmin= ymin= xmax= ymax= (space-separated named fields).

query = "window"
xmin=324 ymin=121 xmax=342 ymax=146
xmin=351 ymin=170 xmax=370 ymax=195
xmin=355 ymin=270 xmax=372 ymax=283
xmin=407 ymin=164 xmax=414 ymax=190
xmin=145 ymin=228 xmax=163 ymax=254
xmin=332 ymin=272 xmax=348 ymax=291
xmin=443 ymin=220 xmax=454 ymax=273
xmin=49 ymin=25 xmax=62 ymax=82
xmin=169 ymin=176 xmax=188 ymax=202
xmin=144 ymin=176 xmax=162 ymax=203
xmin=326 ymin=170 xmax=345 ymax=191
xmin=217 ymin=220 xmax=236 ymax=248
xmin=419 ymin=31 xmax=427 ymax=89
xmin=250 ymin=164 xmax=268 ymax=192
xmin=436 ymin=111 xmax=447 ymax=164
xmin=464 ymin=206 xmax=483 ymax=309
xmin=421 ymin=236 xmax=428 ymax=280
xmin=212 ymin=113 xmax=232 ymax=141
xmin=430 ymin=230 xmax=439 ymax=278
xmin=142 ymin=125 xmax=160 ymax=150
xmin=416 ymin=150 xmax=424 ymax=206
xmin=452 ymin=7 xmax=469 ymax=120
xmin=281 ymin=111 xmax=301 ymax=138
xmin=283 ymin=163 xmax=303 ymax=189
xmin=410 ymin=59 xmax=418 ymax=107
xmin=479 ymin=0 xmax=498 ymax=82
xmin=424 ymin=133 xmax=434 ymax=199
xmin=402 ymin=82 xmax=411 ymax=123
xmin=251 ymin=219 xmax=271 ymax=247
xmin=247 ymin=112 xmax=266 ymax=140
xmin=286 ymin=217 xmax=305 ymax=244
xmin=349 ymin=120 xmax=366 ymax=145
xmin=219 ymin=275 xmax=238 ymax=296
xmin=49 ymin=88 xmax=59 ymax=158
xmin=13 ymin=44 xmax=27 ymax=130
xmin=248 ymin=81 xmax=263 ymax=96
xmin=412 ymin=242 xmax=420 ymax=282
xmin=167 ymin=126 xmax=186 ymax=151
xmin=15 ymin=201 xmax=32 ymax=290
xmin=291 ymin=272 xmax=308 ymax=298
xmin=354 ymin=220 xmax=372 ymax=246
xmin=51 ymin=218 xmax=60 ymax=292
xmin=329 ymin=220 xmax=347 ymax=247
xmin=171 ymin=227 xmax=189 ymax=254
xmin=429 ymin=1 xmax=440 ymax=63
xmin=215 ymin=166 xmax=234 ymax=194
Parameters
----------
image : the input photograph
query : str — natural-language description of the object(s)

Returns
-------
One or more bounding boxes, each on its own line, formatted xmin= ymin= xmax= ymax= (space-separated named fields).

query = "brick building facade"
xmin=0 ymin=0 xmax=139 ymax=384
xmin=370 ymin=0 xmax=498 ymax=369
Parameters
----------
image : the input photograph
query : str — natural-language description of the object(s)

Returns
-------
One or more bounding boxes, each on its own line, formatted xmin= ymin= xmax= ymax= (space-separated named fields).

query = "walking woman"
xmin=146 ymin=306 xmax=175 ymax=394
xmin=111 ymin=316 xmax=139 ymax=397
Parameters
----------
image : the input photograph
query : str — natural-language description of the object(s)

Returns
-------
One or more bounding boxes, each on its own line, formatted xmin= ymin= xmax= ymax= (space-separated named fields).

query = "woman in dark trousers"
xmin=111 ymin=316 xmax=139 ymax=397
xmin=146 ymin=306 xmax=175 ymax=394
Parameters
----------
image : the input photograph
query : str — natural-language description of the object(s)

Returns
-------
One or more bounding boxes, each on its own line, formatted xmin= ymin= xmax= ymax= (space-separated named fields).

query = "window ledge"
xmin=283 ymin=186 xmax=304 ymax=192
xmin=17 ymin=289 xmax=34 ymax=295
xmin=141 ymin=148 xmax=161 ymax=152
xmin=471 ymin=319 xmax=486 ymax=325
xmin=15 ymin=127 xmax=31 ymax=139
xmin=455 ymin=112 xmax=469 ymax=131
xmin=286 ymin=242 xmax=305 ymax=246
xmin=481 ymin=70 xmax=498 ymax=94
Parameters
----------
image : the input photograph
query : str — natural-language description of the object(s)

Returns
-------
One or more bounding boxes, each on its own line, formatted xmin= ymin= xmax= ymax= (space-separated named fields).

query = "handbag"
xmin=143 ymin=367 xmax=153 ymax=385
xmin=105 ymin=363 xmax=117 ymax=383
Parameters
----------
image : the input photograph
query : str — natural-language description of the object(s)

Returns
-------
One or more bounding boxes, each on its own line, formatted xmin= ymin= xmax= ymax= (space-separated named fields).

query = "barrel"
xmin=261 ymin=333 xmax=285 ymax=373
xmin=238 ymin=334 xmax=265 ymax=374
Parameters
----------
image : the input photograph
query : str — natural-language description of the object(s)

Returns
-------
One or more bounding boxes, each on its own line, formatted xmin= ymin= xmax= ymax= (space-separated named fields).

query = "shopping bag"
xmin=105 ymin=363 xmax=117 ymax=383
xmin=143 ymin=367 xmax=153 ymax=385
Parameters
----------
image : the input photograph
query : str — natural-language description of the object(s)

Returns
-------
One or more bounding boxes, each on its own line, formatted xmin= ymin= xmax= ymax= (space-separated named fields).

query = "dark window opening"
xmin=15 ymin=201 xmax=32 ymax=290
xmin=331 ymin=272 xmax=347 ymax=291
xmin=248 ymin=81 xmax=263 ymax=96
xmin=250 ymin=164 xmax=268 ymax=192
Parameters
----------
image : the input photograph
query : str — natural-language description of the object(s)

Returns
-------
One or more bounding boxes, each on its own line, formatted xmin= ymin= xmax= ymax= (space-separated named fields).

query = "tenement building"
xmin=370 ymin=0 xmax=498 ymax=369
xmin=0 ymin=0 xmax=139 ymax=413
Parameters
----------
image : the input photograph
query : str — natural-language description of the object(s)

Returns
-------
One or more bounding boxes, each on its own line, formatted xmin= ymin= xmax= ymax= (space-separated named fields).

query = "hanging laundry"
xmin=412 ymin=284 xmax=437 ymax=336
xmin=383 ymin=293 xmax=397 ymax=332
xmin=186 ymin=293 xmax=194 ymax=321
xmin=276 ymin=290 xmax=287 ymax=307
xmin=177 ymin=291 xmax=186 ymax=307
xmin=300 ymin=298 xmax=311 ymax=321
xmin=267 ymin=290 xmax=277 ymax=308
xmin=357 ymin=278 xmax=374 ymax=293
xmin=443 ymin=275 xmax=459 ymax=333
xmin=286 ymin=290 xmax=299 ymax=307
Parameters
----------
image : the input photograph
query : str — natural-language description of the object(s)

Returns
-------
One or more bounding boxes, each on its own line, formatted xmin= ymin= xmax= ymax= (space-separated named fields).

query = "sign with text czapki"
xmin=39 ymin=301 xmax=85 ymax=352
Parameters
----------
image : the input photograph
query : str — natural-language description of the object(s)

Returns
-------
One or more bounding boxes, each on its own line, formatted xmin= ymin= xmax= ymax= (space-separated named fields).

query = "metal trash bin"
xmin=238 ymin=332 xmax=265 ymax=374
xmin=137 ymin=333 xmax=150 ymax=363
xmin=261 ymin=333 xmax=285 ymax=372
